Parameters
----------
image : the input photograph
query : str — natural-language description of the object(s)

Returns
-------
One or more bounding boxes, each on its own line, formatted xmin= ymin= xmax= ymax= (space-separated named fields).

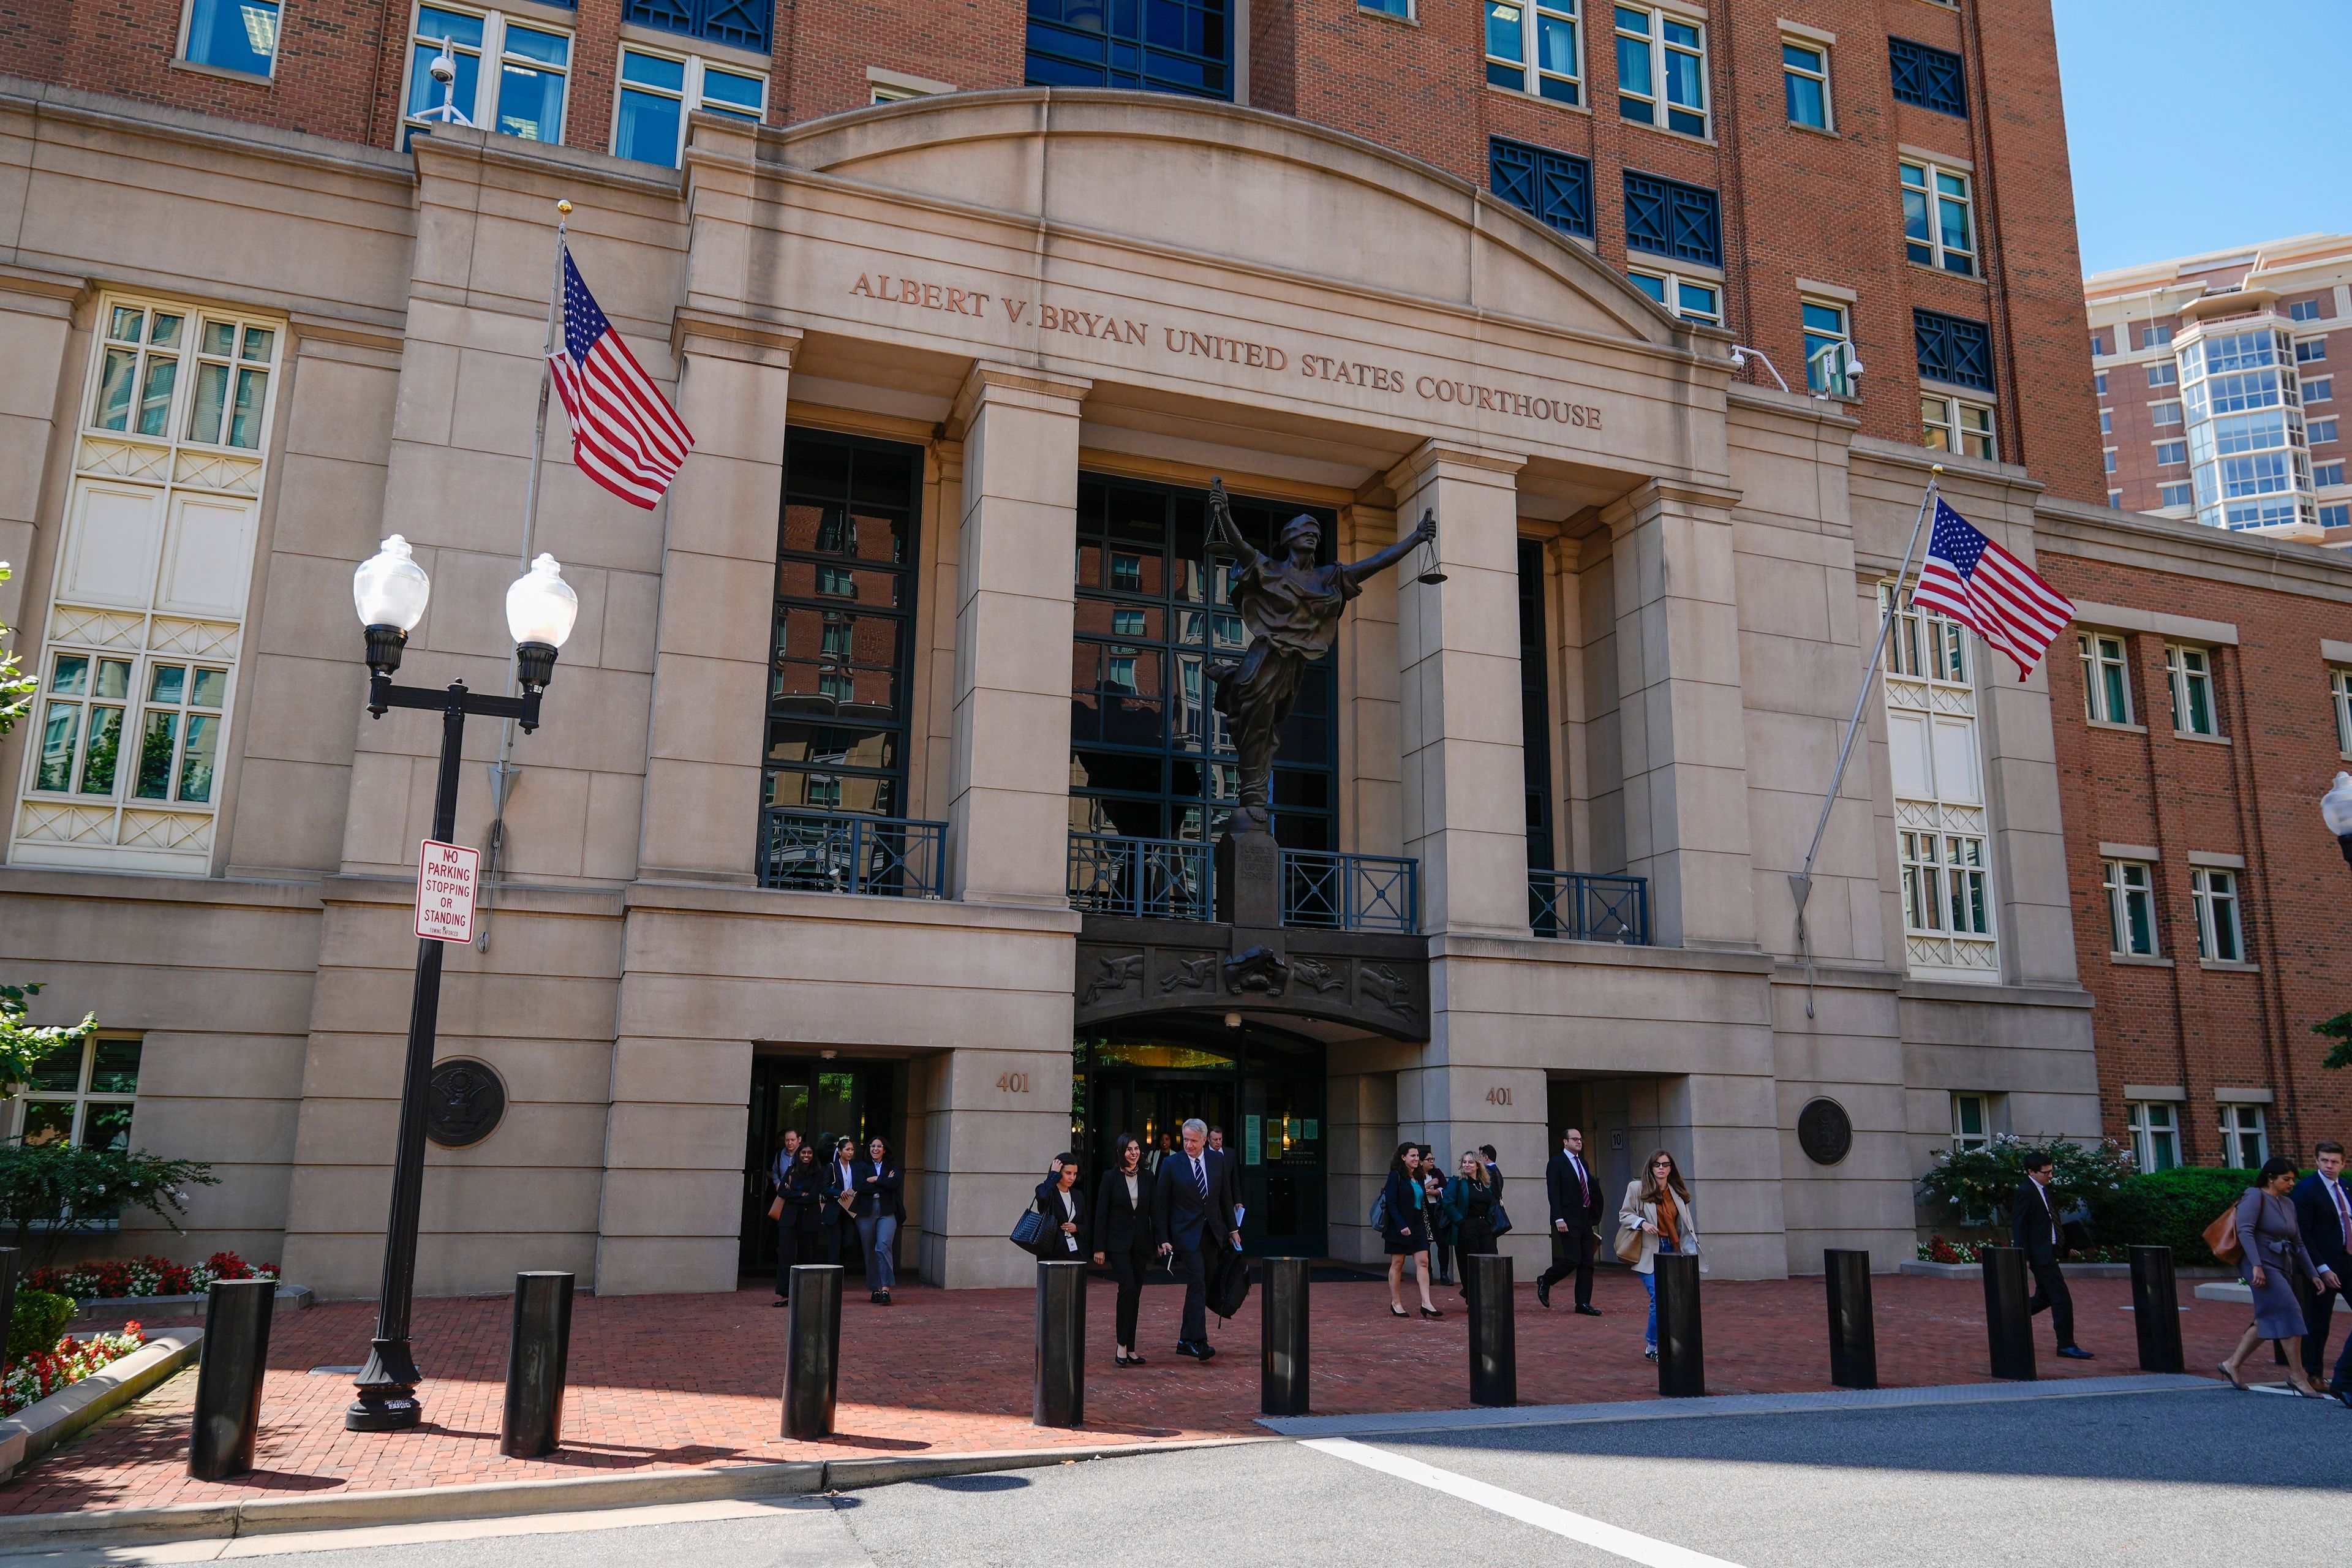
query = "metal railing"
xmin=1067 ymin=832 xmax=1215 ymax=920
xmin=1528 ymin=870 xmax=1650 ymax=944
xmin=758 ymin=808 xmax=946 ymax=899
xmin=1282 ymin=849 xmax=1420 ymax=934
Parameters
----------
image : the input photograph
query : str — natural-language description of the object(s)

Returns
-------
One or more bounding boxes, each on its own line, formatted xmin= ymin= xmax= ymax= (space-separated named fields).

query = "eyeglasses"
xmin=1651 ymin=1159 xmax=1673 ymax=1169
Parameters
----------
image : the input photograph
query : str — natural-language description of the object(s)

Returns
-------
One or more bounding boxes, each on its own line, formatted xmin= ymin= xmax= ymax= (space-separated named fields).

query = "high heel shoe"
xmin=1419 ymin=1306 xmax=1443 ymax=1320
xmin=1114 ymin=1351 xmax=1131 ymax=1367
xmin=1390 ymin=1304 xmax=1409 ymax=1317
xmin=2218 ymin=1362 xmax=2248 ymax=1390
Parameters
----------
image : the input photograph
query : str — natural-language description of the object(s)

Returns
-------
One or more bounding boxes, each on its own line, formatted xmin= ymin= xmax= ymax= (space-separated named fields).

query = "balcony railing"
xmin=1067 ymin=833 xmax=1214 ymax=920
xmin=1282 ymin=849 xmax=1420 ymax=934
xmin=758 ymin=809 xmax=946 ymax=899
xmin=1529 ymin=870 xmax=1650 ymax=944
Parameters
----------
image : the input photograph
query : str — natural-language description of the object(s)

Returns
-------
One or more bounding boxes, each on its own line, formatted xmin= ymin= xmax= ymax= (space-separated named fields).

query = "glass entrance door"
xmin=740 ymin=1055 xmax=897 ymax=1278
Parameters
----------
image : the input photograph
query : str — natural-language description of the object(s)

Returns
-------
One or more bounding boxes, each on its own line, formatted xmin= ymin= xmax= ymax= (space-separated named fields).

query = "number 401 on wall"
xmin=997 ymin=1071 xmax=1030 ymax=1094
xmin=1486 ymin=1087 xmax=1513 ymax=1106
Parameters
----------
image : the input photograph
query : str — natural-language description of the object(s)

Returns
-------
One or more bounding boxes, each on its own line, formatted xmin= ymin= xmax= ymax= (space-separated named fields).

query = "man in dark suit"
xmin=2291 ymin=1139 xmax=2352 ymax=1404
xmin=1537 ymin=1126 xmax=1605 ymax=1314
xmin=1155 ymin=1117 xmax=1241 ymax=1360
xmin=2013 ymin=1152 xmax=2092 ymax=1360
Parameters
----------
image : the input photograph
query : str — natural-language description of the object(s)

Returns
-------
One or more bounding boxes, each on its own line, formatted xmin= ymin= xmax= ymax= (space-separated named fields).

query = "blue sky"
xmin=2054 ymin=0 xmax=2352 ymax=276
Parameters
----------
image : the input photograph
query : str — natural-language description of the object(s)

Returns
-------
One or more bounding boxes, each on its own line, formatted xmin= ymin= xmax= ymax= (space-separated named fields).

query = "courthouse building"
xmin=0 ymin=0 xmax=2121 ymax=1295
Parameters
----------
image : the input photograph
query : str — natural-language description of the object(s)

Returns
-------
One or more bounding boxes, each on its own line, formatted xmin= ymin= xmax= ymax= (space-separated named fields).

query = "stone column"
xmin=0 ymin=271 xmax=77 ymax=636
xmin=635 ymin=311 xmax=802 ymax=884
xmin=1601 ymin=478 xmax=1757 ymax=950
xmin=1387 ymin=441 xmax=1531 ymax=937
xmin=945 ymin=364 xmax=1090 ymax=907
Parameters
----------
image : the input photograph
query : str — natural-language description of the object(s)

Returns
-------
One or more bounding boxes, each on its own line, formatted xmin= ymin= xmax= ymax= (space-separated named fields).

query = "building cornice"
xmin=2034 ymin=497 xmax=2352 ymax=603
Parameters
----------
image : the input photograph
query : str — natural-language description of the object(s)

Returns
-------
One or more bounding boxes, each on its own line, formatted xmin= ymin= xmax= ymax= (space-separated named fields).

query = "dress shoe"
xmin=1177 ymin=1340 xmax=1215 ymax=1360
xmin=2331 ymin=1387 xmax=2352 ymax=1411
xmin=1536 ymin=1280 xmax=1553 ymax=1309
xmin=2056 ymin=1345 xmax=2093 ymax=1360
xmin=1575 ymin=1305 xmax=1604 ymax=1317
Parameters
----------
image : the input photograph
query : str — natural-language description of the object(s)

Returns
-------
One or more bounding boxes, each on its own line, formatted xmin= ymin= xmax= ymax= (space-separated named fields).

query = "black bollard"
xmin=1981 ymin=1245 xmax=2036 ymax=1381
xmin=1654 ymin=1253 xmax=1705 ymax=1397
xmin=2128 ymin=1245 xmax=2184 ymax=1374
xmin=187 ymin=1278 xmax=276 ymax=1480
xmin=1034 ymin=1259 xmax=1088 ymax=1428
xmin=782 ymin=1264 xmax=843 ymax=1441
xmin=1261 ymin=1256 xmax=1310 ymax=1417
xmin=0 ymin=1249 xmax=18 ymax=1371
xmin=499 ymin=1272 xmax=574 ymax=1458
xmin=1824 ymin=1248 xmax=1878 ymax=1390
xmin=1466 ymin=1253 xmax=1515 ymax=1408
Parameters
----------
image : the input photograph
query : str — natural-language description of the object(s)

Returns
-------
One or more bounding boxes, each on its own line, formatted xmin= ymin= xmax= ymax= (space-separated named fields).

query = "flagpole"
xmin=1787 ymin=462 xmax=1943 ymax=1016
xmin=476 ymin=197 xmax=571 ymax=954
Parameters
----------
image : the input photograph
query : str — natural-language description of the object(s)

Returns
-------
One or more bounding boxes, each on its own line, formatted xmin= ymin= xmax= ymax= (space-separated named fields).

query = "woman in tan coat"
xmin=1618 ymin=1149 xmax=1702 ymax=1362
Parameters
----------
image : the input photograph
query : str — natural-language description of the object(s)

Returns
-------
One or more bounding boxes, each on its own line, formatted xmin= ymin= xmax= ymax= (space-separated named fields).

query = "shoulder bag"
xmin=1010 ymin=1207 xmax=1052 ymax=1253
xmin=2203 ymin=1200 xmax=2245 ymax=1266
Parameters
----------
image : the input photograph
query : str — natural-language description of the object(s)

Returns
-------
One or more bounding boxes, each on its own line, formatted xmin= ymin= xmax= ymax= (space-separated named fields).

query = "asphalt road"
xmin=16 ymin=1386 xmax=2349 ymax=1567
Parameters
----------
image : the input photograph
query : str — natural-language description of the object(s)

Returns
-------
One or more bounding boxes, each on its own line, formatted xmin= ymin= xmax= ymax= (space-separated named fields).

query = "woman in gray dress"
xmin=2218 ymin=1156 xmax=2342 ymax=1395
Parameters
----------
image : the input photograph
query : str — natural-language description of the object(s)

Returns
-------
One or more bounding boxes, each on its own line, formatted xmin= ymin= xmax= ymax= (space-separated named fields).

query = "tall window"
xmin=764 ymin=431 xmax=921 ymax=820
xmin=2163 ymin=644 xmax=2217 ymax=735
xmin=1615 ymin=6 xmax=1707 ymax=138
xmin=404 ymin=5 xmax=572 ymax=147
xmin=2179 ymin=327 xmax=2317 ymax=533
xmin=1781 ymin=38 xmax=1829 ymax=129
xmin=14 ymin=1036 xmax=141 ymax=1151
xmin=2126 ymin=1101 xmax=2179 ymax=1172
xmin=2332 ymin=668 xmax=2352 ymax=753
xmin=1803 ymin=299 xmax=1853 ymax=395
xmin=182 ymin=0 xmax=280 ymax=76
xmin=1627 ymin=269 xmax=1719 ymax=325
xmin=1883 ymin=585 xmax=1996 ymax=976
xmin=2078 ymin=633 xmax=2131 ymax=723
xmin=1487 ymin=0 xmax=1580 ymax=104
xmin=1518 ymin=540 xmax=1555 ymax=875
xmin=1489 ymin=138 xmax=1593 ymax=238
xmin=1921 ymin=394 xmax=1995 ymax=460
xmin=1951 ymin=1093 xmax=1991 ymax=1153
xmin=1901 ymin=160 xmax=1976 ymax=276
xmin=613 ymin=45 xmax=764 ymax=167
xmin=2219 ymin=1105 xmax=2267 ymax=1169
xmin=15 ymin=296 xmax=280 ymax=874
xmin=1027 ymin=0 xmax=1230 ymax=99
xmin=1072 ymin=478 xmax=1335 ymax=849
xmin=2101 ymin=859 xmax=2157 ymax=956
xmin=1887 ymin=36 xmax=1965 ymax=116
xmin=2191 ymin=867 xmax=2242 ymax=962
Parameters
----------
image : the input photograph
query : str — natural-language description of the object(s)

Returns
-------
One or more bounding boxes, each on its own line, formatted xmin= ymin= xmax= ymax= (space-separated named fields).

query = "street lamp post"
xmin=2324 ymin=772 xmax=2352 ymax=869
xmin=345 ymin=537 xmax=578 ymax=1432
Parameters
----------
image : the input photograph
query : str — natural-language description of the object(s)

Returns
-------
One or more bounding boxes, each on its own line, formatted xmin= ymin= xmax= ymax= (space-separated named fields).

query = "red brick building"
xmin=2 ymin=0 xmax=2103 ymax=502
xmin=2039 ymin=499 xmax=2352 ymax=1171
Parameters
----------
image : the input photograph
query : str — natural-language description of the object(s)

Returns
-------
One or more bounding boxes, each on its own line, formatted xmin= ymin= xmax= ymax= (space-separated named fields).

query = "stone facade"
xmin=0 ymin=80 xmax=2107 ymax=1295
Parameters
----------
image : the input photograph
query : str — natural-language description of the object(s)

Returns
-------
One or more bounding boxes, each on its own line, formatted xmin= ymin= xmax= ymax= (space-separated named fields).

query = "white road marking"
xmin=1303 ymin=1437 xmax=1746 ymax=1568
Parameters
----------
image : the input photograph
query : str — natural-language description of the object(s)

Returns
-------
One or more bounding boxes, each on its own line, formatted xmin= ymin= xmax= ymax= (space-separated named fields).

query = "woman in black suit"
xmin=851 ymin=1136 xmax=903 ymax=1305
xmin=1091 ymin=1134 xmax=1157 ymax=1366
xmin=1030 ymin=1152 xmax=1089 ymax=1267
xmin=778 ymin=1141 xmax=827 ymax=1300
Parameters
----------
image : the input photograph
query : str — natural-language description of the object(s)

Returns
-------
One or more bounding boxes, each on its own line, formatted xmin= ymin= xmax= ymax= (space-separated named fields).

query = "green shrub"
xmin=2087 ymin=1166 xmax=2260 ymax=1267
xmin=1916 ymin=1134 xmax=2136 ymax=1232
xmin=8 ymin=1288 xmax=77 ymax=1363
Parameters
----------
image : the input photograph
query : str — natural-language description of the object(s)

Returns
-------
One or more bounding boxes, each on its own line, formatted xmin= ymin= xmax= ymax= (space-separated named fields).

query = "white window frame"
xmin=1951 ymin=1091 xmax=1991 ymax=1154
xmin=2163 ymin=643 xmax=2217 ymax=736
xmin=2319 ymin=460 xmax=2348 ymax=488
xmin=1613 ymin=5 xmax=1709 ymax=139
xmin=1627 ymin=267 xmax=1719 ymax=325
xmin=1882 ymin=584 xmax=1997 ymax=977
xmin=2297 ymin=338 xmax=2329 ymax=365
xmin=399 ymin=3 xmax=574 ymax=148
xmin=1801 ymin=296 xmax=1853 ymax=395
xmin=1485 ymin=0 xmax=1583 ymax=105
xmin=2219 ymin=1104 xmax=2267 ymax=1169
xmin=2306 ymin=375 xmax=2334 ymax=403
xmin=2310 ymin=417 xmax=2339 ymax=445
xmin=2288 ymin=300 xmax=2324 ymax=323
xmin=2159 ymin=481 xmax=2193 ymax=508
xmin=2154 ymin=440 xmax=2187 ymax=466
xmin=11 ymin=1033 xmax=143 ymax=1152
xmin=2078 ymin=632 xmax=2131 ymax=724
xmin=2099 ymin=409 xmax=2113 ymax=435
xmin=1780 ymin=35 xmax=1830 ymax=130
xmin=1899 ymin=157 xmax=1977 ymax=277
xmin=2334 ymin=668 xmax=2352 ymax=755
xmin=2102 ymin=858 xmax=2157 ymax=956
xmin=178 ymin=0 xmax=282 ymax=78
xmin=2137 ymin=322 xmax=2174 ymax=350
xmin=2146 ymin=361 xmax=2177 ymax=388
xmin=2126 ymin=1101 xmax=2179 ymax=1173
xmin=2190 ymin=866 xmax=2243 ymax=962
xmin=1921 ymin=392 xmax=1996 ymax=461
xmin=2152 ymin=399 xmax=2183 ymax=426
xmin=611 ymin=42 xmax=768 ymax=168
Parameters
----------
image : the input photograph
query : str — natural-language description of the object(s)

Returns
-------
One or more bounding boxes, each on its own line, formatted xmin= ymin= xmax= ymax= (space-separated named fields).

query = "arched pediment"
xmin=766 ymin=89 xmax=1691 ymax=355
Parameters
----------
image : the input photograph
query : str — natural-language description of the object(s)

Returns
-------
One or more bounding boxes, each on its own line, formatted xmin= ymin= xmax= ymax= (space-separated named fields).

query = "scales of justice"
xmin=1201 ymin=477 xmax=1441 ymax=928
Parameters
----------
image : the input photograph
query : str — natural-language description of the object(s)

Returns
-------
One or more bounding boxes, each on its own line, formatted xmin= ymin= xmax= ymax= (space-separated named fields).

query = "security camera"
xmin=429 ymin=40 xmax=457 ymax=85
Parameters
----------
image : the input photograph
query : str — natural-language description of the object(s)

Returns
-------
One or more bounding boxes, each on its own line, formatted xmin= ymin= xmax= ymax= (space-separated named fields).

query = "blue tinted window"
xmin=622 ymin=0 xmax=772 ymax=52
xmin=1488 ymin=137 xmax=1593 ymax=239
xmin=1028 ymin=0 xmax=1231 ymax=99
xmin=616 ymin=85 xmax=684 ymax=165
xmin=186 ymin=0 xmax=279 ymax=74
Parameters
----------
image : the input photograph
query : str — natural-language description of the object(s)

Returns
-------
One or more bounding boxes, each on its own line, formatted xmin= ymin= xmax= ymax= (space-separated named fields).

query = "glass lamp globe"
xmin=353 ymin=535 xmax=431 ymax=632
xmin=505 ymin=553 xmax=578 ymax=649
xmin=2323 ymin=771 xmax=2352 ymax=837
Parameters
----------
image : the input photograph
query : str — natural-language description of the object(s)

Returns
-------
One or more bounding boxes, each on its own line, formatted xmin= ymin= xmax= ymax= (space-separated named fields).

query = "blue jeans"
xmin=858 ymin=1214 xmax=897 ymax=1291
xmin=1642 ymin=1238 xmax=1679 ymax=1346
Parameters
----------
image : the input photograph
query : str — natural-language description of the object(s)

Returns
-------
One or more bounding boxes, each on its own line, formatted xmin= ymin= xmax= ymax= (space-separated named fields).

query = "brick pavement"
xmin=23 ymin=1271 xmax=2249 ymax=1518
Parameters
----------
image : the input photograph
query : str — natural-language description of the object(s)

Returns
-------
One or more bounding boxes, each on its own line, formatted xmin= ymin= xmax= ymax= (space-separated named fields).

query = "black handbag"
xmin=1490 ymin=1200 xmax=1513 ymax=1237
xmin=1010 ymin=1208 xmax=1052 ymax=1251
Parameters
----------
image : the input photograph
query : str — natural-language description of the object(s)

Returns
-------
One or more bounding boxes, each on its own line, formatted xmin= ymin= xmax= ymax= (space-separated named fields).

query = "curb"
xmin=0 ymin=1435 xmax=1264 ymax=1549
xmin=0 ymin=1330 xmax=203 ymax=1483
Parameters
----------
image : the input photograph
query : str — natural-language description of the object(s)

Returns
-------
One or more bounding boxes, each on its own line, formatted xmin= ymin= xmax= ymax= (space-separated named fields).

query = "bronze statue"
xmin=1204 ymin=478 xmax=1434 ymax=835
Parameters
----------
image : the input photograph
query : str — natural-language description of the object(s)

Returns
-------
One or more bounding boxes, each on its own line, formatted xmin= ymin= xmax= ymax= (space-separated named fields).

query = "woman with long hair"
xmin=852 ymin=1134 xmax=904 ymax=1305
xmin=1619 ymin=1148 xmax=1702 ymax=1362
xmin=1444 ymin=1148 xmax=1499 ymax=1306
xmin=1381 ymin=1141 xmax=1441 ymax=1319
xmin=2218 ymin=1156 xmax=2340 ymax=1394
xmin=1092 ymin=1133 xmax=1159 ymax=1366
xmin=778 ymin=1140 xmax=827 ymax=1299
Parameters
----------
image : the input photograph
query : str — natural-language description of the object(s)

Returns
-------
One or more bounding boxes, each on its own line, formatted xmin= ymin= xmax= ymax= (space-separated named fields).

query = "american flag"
xmin=548 ymin=247 xmax=694 ymax=509
xmin=1910 ymin=496 xmax=2075 ymax=680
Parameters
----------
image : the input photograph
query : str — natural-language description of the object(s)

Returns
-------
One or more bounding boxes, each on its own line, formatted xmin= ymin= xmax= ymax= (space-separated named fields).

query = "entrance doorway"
xmin=739 ymin=1054 xmax=900 ymax=1279
xmin=1077 ymin=1022 xmax=1327 ymax=1256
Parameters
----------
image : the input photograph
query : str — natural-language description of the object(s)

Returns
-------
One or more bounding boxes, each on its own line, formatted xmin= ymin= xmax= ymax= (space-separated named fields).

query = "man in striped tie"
xmin=1155 ymin=1117 xmax=1241 ymax=1360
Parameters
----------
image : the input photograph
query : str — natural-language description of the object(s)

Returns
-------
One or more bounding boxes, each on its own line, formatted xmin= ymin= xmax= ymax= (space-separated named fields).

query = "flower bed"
xmin=26 ymin=1252 xmax=276 ymax=1300
xmin=2 ymin=1322 xmax=148 ymax=1417
xmin=1917 ymin=1235 xmax=2127 ymax=1265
